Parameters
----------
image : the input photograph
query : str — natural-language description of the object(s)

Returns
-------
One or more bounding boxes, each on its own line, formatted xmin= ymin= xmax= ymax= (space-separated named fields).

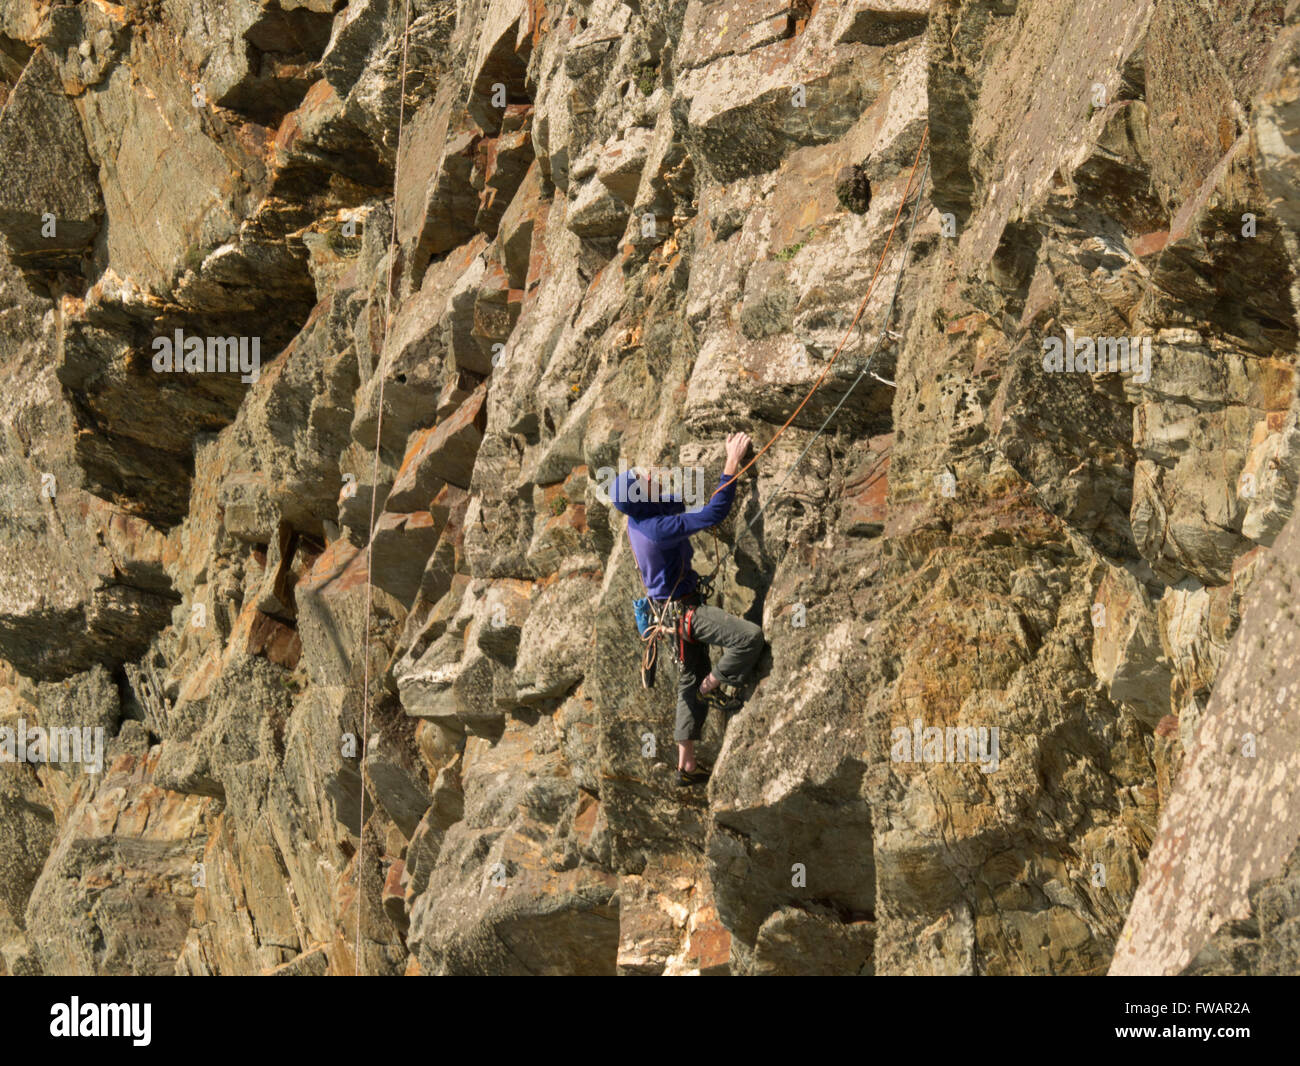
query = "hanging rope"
xmin=356 ymin=0 xmax=411 ymax=977
xmin=707 ymin=133 xmax=932 ymax=575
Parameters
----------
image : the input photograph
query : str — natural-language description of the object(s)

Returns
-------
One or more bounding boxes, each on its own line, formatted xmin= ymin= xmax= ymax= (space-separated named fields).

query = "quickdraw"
xmin=638 ymin=593 xmax=698 ymax=687
xmin=694 ymin=526 xmax=722 ymax=603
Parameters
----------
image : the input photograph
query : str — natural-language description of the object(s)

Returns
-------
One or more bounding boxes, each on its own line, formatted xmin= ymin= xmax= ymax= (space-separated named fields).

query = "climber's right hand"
xmin=723 ymin=432 xmax=752 ymax=476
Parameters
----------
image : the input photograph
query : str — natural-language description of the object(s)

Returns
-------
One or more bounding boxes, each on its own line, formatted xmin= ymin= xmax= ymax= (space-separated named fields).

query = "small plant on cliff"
xmin=775 ymin=240 xmax=805 ymax=261
xmin=124 ymin=0 xmax=164 ymax=21
xmin=636 ymin=61 xmax=659 ymax=96
xmin=550 ymin=496 xmax=567 ymax=516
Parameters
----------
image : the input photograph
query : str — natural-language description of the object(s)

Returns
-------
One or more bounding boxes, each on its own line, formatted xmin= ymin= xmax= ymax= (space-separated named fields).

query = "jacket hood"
xmin=610 ymin=468 xmax=685 ymax=518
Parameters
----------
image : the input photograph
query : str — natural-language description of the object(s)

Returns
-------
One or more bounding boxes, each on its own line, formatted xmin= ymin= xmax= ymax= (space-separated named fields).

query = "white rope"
xmin=356 ymin=0 xmax=411 ymax=977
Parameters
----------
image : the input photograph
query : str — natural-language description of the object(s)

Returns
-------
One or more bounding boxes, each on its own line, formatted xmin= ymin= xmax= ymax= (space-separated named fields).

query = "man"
xmin=611 ymin=433 xmax=765 ymax=787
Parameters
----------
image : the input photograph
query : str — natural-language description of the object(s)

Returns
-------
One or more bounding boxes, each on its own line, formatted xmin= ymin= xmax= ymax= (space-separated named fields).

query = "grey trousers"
xmin=674 ymin=604 xmax=764 ymax=742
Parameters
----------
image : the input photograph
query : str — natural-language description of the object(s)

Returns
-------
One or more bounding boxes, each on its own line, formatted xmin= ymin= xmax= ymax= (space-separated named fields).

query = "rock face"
xmin=1110 ymin=506 xmax=1300 ymax=976
xmin=1 ymin=0 xmax=1298 ymax=976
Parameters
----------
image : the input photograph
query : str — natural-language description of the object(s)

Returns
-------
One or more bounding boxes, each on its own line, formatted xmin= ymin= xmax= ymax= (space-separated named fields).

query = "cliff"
xmin=1 ymin=0 xmax=1298 ymax=976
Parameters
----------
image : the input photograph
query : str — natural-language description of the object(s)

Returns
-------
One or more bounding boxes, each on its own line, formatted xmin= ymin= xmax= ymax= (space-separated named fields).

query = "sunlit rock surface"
xmin=0 ymin=0 xmax=1297 ymax=975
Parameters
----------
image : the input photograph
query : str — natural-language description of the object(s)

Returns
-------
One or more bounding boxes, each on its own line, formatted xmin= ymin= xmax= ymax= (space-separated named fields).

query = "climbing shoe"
xmin=677 ymin=764 xmax=712 ymax=788
xmin=701 ymin=684 xmax=745 ymax=714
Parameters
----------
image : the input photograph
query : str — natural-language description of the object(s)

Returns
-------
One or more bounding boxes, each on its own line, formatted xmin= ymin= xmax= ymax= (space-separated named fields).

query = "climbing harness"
xmin=624 ymin=489 xmax=730 ymax=688
xmin=625 ymin=500 xmax=738 ymax=684
xmin=626 ymin=531 xmax=703 ymax=688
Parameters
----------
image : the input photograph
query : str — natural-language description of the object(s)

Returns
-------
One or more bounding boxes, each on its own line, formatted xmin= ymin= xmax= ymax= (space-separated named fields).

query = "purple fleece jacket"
xmin=611 ymin=468 xmax=737 ymax=598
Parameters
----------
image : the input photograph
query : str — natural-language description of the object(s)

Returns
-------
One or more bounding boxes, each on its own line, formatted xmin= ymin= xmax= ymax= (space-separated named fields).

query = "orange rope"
xmin=711 ymin=124 xmax=930 ymax=501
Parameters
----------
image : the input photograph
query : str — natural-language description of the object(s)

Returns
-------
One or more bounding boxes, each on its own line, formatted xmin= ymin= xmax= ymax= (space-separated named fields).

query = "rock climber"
xmin=611 ymin=432 xmax=766 ymax=788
